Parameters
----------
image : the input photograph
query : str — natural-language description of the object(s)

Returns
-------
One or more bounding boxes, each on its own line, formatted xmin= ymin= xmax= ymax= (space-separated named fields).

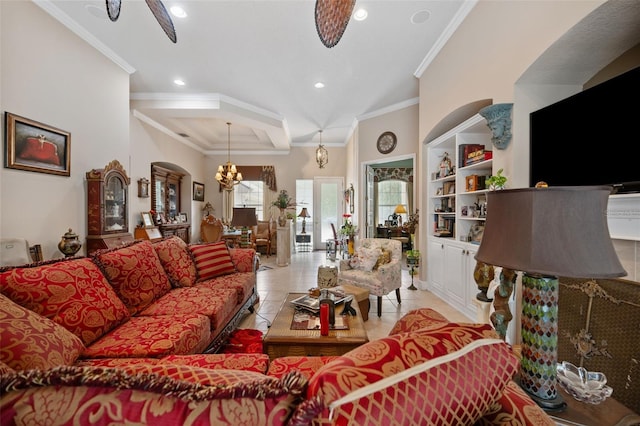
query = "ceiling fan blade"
xmin=315 ymin=0 xmax=356 ymax=48
xmin=145 ymin=0 xmax=177 ymax=43
xmin=105 ymin=0 xmax=121 ymax=22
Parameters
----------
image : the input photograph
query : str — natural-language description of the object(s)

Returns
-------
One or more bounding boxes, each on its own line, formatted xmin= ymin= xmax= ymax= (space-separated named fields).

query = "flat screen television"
xmin=529 ymin=66 xmax=640 ymax=193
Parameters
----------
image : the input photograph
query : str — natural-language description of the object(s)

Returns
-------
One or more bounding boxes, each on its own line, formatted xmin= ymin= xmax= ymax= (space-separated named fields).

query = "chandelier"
xmin=316 ymin=130 xmax=328 ymax=168
xmin=215 ymin=122 xmax=243 ymax=191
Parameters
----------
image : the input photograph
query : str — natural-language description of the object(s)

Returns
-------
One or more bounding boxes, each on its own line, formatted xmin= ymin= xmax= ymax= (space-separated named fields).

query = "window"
xmin=234 ymin=181 xmax=264 ymax=220
xmin=377 ymin=180 xmax=408 ymax=224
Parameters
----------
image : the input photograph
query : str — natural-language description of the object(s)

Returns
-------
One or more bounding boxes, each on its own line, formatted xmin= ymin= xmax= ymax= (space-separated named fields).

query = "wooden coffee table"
xmin=263 ymin=293 xmax=369 ymax=360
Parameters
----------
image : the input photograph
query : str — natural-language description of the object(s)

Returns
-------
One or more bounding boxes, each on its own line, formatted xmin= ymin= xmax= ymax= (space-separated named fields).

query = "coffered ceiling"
xmin=37 ymin=0 xmax=474 ymax=155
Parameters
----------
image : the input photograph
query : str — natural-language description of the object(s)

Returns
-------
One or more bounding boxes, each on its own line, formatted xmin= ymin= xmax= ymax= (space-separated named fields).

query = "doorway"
xmin=312 ymin=177 xmax=344 ymax=251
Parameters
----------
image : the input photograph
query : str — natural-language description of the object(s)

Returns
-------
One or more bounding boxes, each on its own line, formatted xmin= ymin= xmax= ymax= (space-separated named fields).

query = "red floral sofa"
xmin=0 ymin=237 xmax=258 ymax=361
xmin=1 ymin=298 xmax=553 ymax=425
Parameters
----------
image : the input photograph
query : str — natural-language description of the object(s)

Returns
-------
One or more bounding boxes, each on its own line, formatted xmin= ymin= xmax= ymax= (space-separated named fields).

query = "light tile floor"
xmin=238 ymin=250 xmax=470 ymax=341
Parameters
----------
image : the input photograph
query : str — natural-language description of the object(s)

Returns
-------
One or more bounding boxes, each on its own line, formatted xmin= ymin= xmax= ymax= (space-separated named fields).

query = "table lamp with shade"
xmin=231 ymin=207 xmax=257 ymax=248
xmin=475 ymin=185 xmax=626 ymax=411
xmin=298 ymin=207 xmax=311 ymax=234
xmin=389 ymin=204 xmax=407 ymax=227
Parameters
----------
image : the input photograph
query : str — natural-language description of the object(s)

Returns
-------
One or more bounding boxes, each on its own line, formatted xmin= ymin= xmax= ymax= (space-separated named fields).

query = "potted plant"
xmin=485 ymin=168 xmax=507 ymax=190
xmin=271 ymin=189 xmax=295 ymax=226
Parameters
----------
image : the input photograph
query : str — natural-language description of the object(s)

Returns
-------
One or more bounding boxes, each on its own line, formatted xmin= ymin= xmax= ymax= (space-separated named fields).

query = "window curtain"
xmin=373 ymin=168 xmax=414 ymax=217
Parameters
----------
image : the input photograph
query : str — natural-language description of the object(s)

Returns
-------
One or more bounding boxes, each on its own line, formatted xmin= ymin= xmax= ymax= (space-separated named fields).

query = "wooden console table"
xmin=549 ymin=387 xmax=639 ymax=426
xmin=158 ymin=223 xmax=190 ymax=243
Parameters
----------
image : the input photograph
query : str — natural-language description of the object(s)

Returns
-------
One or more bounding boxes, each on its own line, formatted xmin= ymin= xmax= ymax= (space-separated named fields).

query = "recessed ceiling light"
xmin=174 ymin=79 xmax=186 ymax=86
xmin=170 ymin=6 xmax=187 ymax=18
xmin=353 ymin=8 xmax=368 ymax=21
xmin=315 ymin=82 xmax=325 ymax=89
xmin=411 ymin=10 xmax=431 ymax=24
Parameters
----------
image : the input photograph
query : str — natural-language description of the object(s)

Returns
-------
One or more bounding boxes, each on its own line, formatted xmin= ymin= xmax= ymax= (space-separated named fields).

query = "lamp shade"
xmin=298 ymin=207 xmax=311 ymax=218
xmin=231 ymin=208 xmax=257 ymax=228
xmin=394 ymin=204 xmax=408 ymax=214
xmin=475 ymin=186 xmax=626 ymax=278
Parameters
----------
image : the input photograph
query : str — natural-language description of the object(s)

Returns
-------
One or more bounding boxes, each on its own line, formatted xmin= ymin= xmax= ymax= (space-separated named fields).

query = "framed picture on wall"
xmin=193 ymin=181 xmax=205 ymax=201
xmin=4 ymin=112 xmax=71 ymax=176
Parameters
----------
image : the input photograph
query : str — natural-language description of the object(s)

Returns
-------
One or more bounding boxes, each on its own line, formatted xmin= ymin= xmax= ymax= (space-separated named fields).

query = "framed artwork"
xmin=138 ymin=178 xmax=150 ymax=198
xmin=178 ymin=212 xmax=188 ymax=223
xmin=141 ymin=212 xmax=154 ymax=228
xmin=4 ymin=112 xmax=71 ymax=176
xmin=193 ymin=181 xmax=205 ymax=201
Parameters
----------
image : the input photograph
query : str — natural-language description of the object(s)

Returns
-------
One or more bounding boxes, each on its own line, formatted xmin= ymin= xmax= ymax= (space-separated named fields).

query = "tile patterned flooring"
xmin=238 ymin=250 xmax=470 ymax=341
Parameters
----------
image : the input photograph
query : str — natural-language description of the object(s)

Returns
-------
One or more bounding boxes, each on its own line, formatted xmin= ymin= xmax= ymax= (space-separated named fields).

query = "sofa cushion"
xmin=94 ymin=240 xmax=172 ymax=315
xmin=387 ymin=307 xmax=449 ymax=335
xmin=477 ymin=380 xmax=556 ymax=425
xmin=139 ymin=286 xmax=237 ymax=331
xmin=0 ymin=257 xmax=130 ymax=346
xmin=82 ymin=313 xmax=211 ymax=359
xmin=153 ymin=236 xmax=197 ymax=287
xmin=0 ymin=293 xmax=85 ymax=371
xmin=198 ymin=271 xmax=256 ymax=306
xmin=296 ymin=323 xmax=515 ymax=425
xmin=190 ymin=241 xmax=237 ymax=281
xmin=267 ymin=356 xmax=339 ymax=380
xmin=75 ymin=353 xmax=270 ymax=375
xmin=229 ymin=248 xmax=256 ymax=273
xmin=0 ymin=366 xmax=308 ymax=426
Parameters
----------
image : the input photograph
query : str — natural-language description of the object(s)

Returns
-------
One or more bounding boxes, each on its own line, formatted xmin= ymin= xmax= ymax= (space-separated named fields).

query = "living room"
xmin=1 ymin=1 xmax=639 ymax=421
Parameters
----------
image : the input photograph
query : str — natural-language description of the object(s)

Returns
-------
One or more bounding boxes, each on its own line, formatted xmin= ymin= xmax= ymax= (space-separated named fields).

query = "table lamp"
xmin=231 ymin=207 xmax=257 ymax=247
xmin=389 ymin=204 xmax=407 ymax=226
xmin=475 ymin=186 xmax=625 ymax=411
xmin=298 ymin=207 xmax=311 ymax=234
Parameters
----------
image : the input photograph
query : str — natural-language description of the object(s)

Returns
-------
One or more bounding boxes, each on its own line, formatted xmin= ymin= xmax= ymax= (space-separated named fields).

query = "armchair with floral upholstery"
xmin=337 ymin=238 xmax=402 ymax=318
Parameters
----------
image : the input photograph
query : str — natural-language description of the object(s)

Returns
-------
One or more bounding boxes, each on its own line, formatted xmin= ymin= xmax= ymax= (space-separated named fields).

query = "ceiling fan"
xmin=105 ymin=0 xmax=176 ymax=43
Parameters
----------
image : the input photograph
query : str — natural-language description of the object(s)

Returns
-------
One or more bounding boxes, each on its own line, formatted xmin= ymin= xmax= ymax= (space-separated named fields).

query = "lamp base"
xmin=516 ymin=376 xmax=567 ymax=412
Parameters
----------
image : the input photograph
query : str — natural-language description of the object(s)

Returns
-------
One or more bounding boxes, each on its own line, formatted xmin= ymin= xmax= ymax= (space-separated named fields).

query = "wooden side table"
xmin=548 ymin=387 xmax=640 ymax=426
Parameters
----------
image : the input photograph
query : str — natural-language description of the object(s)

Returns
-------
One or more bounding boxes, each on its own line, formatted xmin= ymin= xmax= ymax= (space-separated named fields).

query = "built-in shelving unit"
xmin=425 ymin=114 xmax=494 ymax=319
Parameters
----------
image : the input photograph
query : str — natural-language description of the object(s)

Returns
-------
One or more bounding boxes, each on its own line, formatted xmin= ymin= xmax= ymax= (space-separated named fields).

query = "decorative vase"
xmin=347 ymin=234 xmax=355 ymax=256
xmin=277 ymin=208 xmax=287 ymax=227
xmin=58 ymin=228 xmax=82 ymax=257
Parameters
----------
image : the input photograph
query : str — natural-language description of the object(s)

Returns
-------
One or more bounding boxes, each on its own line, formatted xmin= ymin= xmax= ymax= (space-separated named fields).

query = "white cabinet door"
xmin=444 ymin=242 xmax=466 ymax=309
xmin=427 ymin=238 xmax=445 ymax=292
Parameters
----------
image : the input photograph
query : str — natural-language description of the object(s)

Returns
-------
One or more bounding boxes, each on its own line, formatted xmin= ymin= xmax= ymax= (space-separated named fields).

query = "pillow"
xmin=373 ymin=248 xmax=391 ymax=270
xmin=94 ymin=240 xmax=172 ymax=315
xmin=0 ymin=366 xmax=308 ymax=426
xmin=350 ymin=246 xmax=381 ymax=272
xmin=300 ymin=323 xmax=516 ymax=425
xmin=189 ymin=241 xmax=237 ymax=281
xmin=0 ymin=293 xmax=85 ymax=370
xmin=153 ymin=236 xmax=197 ymax=287
xmin=0 ymin=257 xmax=130 ymax=346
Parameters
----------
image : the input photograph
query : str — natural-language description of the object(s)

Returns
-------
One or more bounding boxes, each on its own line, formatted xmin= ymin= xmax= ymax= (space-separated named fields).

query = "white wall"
xmin=0 ymin=1 xmax=129 ymax=259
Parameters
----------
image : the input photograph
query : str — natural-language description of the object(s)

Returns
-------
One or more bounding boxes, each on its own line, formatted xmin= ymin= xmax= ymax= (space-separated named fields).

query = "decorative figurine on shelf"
xmin=439 ymin=152 xmax=453 ymax=178
xmin=58 ymin=228 xmax=82 ymax=257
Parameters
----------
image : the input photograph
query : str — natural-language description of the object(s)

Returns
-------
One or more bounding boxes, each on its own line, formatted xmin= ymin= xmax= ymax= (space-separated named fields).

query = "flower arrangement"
xmin=339 ymin=213 xmax=358 ymax=236
xmin=271 ymin=189 xmax=296 ymax=210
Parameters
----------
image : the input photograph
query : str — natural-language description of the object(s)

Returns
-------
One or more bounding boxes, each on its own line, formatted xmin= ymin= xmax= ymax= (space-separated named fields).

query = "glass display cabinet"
xmin=151 ymin=164 xmax=190 ymax=243
xmin=86 ymin=159 xmax=133 ymax=255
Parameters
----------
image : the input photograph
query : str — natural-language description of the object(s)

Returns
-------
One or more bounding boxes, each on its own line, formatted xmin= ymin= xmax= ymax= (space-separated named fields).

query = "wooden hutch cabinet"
xmin=151 ymin=164 xmax=190 ymax=243
xmin=86 ymin=159 xmax=134 ymax=255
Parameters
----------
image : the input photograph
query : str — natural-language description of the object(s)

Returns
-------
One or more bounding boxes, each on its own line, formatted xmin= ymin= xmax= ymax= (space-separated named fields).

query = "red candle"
xmin=320 ymin=303 xmax=329 ymax=336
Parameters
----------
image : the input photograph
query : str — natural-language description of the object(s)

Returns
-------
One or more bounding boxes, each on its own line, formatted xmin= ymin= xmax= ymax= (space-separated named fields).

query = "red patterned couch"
xmin=0 ymin=236 xmax=258 ymax=361
xmin=1 ymin=299 xmax=553 ymax=425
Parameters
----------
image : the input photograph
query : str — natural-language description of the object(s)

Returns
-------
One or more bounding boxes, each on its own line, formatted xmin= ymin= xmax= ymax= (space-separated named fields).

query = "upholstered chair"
xmin=252 ymin=220 xmax=272 ymax=256
xmin=337 ymin=238 xmax=402 ymax=317
xmin=200 ymin=215 xmax=224 ymax=243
